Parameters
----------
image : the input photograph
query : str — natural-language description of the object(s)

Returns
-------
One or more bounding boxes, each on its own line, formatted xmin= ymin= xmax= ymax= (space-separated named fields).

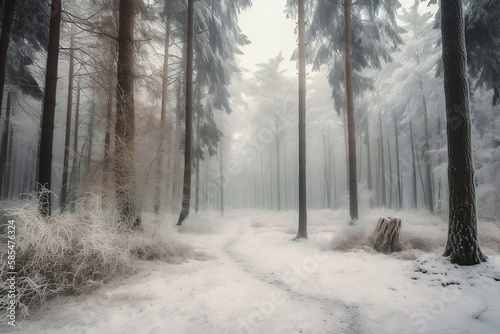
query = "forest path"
xmin=219 ymin=213 xmax=362 ymax=334
xmin=13 ymin=210 xmax=372 ymax=334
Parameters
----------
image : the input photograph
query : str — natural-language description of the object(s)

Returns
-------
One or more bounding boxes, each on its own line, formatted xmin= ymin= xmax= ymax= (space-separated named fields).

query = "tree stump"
xmin=373 ymin=217 xmax=402 ymax=254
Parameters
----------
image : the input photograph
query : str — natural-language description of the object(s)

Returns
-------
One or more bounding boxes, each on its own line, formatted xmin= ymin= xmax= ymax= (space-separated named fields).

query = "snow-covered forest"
xmin=0 ymin=0 xmax=499 ymax=333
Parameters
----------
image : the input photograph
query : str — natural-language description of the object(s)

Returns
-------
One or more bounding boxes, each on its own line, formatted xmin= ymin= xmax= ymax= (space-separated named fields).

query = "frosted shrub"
xmin=0 ymin=193 xmax=190 ymax=319
xmin=330 ymin=212 xmax=447 ymax=257
xmin=331 ymin=224 xmax=370 ymax=251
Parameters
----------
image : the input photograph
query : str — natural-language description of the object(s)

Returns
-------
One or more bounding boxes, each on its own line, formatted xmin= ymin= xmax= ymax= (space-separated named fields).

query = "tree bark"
xmin=378 ymin=109 xmax=386 ymax=207
xmin=61 ymin=26 xmax=75 ymax=211
xmin=373 ymin=217 xmax=402 ymax=254
xmin=103 ymin=92 xmax=113 ymax=191
xmin=345 ymin=0 xmax=358 ymax=223
xmin=115 ymin=0 xmax=140 ymax=227
xmin=4 ymin=118 xmax=13 ymax=197
xmin=194 ymin=111 xmax=200 ymax=213
xmin=219 ymin=141 xmax=224 ymax=215
xmin=87 ymin=103 xmax=94 ymax=172
xmin=420 ymin=77 xmax=434 ymax=213
xmin=437 ymin=116 xmax=442 ymax=213
xmin=410 ymin=120 xmax=418 ymax=209
xmin=276 ymin=115 xmax=281 ymax=211
xmin=0 ymin=92 xmax=11 ymax=198
xmin=177 ymin=0 xmax=194 ymax=226
xmin=441 ymin=0 xmax=485 ymax=265
xmin=155 ymin=20 xmax=170 ymax=215
xmin=394 ymin=114 xmax=402 ymax=209
xmin=366 ymin=124 xmax=373 ymax=208
xmin=37 ymin=0 xmax=61 ymax=217
xmin=387 ymin=136 xmax=393 ymax=209
xmin=172 ymin=76 xmax=182 ymax=212
xmin=296 ymin=0 xmax=307 ymax=238
xmin=0 ymin=0 xmax=14 ymax=120
xmin=69 ymin=82 xmax=80 ymax=210
xmin=322 ymin=131 xmax=331 ymax=209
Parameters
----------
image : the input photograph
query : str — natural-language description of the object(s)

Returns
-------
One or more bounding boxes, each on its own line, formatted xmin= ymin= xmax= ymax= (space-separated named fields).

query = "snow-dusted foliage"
xmin=0 ymin=194 xmax=191 ymax=319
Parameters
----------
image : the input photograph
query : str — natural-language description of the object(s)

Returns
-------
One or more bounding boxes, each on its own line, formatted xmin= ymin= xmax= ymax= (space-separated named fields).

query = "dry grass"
xmin=0 ymin=193 xmax=191 ymax=319
xmin=329 ymin=211 xmax=500 ymax=261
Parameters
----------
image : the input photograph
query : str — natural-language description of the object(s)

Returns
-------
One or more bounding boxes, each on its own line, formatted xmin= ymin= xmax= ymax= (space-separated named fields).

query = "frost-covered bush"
xmin=0 ymin=194 xmax=190 ymax=319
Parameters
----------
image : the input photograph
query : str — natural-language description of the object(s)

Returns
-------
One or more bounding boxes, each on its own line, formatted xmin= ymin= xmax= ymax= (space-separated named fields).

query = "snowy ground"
xmin=4 ymin=209 xmax=500 ymax=334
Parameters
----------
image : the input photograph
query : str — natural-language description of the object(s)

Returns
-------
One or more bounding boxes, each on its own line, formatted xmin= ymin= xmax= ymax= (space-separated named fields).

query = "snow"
xmin=5 ymin=209 xmax=500 ymax=334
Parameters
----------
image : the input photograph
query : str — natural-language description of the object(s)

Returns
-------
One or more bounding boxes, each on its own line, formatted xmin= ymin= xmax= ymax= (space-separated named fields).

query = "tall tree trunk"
xmin=343 ymin=110 xmax=348 ymax=189
xmin=103 ymin=93 xmax=113 ymax=192
xmin=115 ymin=0 xmax=140 ymax=227
xmin=0 ymin=92 xmax=11 ymax=198
xmin=87 ymin=103 xmax=94 ymax=172
xmin=69 ymin=82 xmax=80 ymax=210
xmin=441 ymin=0 xmax=485 ymax=265
xmin=176 ymin=0 xmax=194 ymax=226
xmin=387 ymin=136 xmax=393 ymax=209
xmin=366 ymin=124 xmax=373 ymax=208
xmin=284 ymin=130 xmax=288 ymax=209
xmin=4 ymin=121 xmax=12 ymax=197
xmin=437 ymin=116 xmax=442 ymax=213
xmin=194 ymin=112 xmax=200 ymax=213
xmin=410 ymin=120 xmax=418 ymax=209
xmin=332 ymin=139 xmax=338 ymax=208
xmin=322 ymin=131 xmax=331 ymax=209
xmin=417 ymin=145 xmax=428 ymax=207
xmin=61 ymin=26 xmax=75 ymax=210
xmin=253 ymin=159 xmax=257 ymax=207
xmin=276 ymin=119 xmax=281 ymax=211
xmin=0 ymin=0 xmax=14 ymax=120
xmin=420 ymin=77 xmax=434 ymax=213
xmin=296 ymin=0 xmax=307 ymax=238
xmin=260 ymin=153 xmax=265 ymax=208
xmin=172 ymin=76 xmax=182 ymax=212
xmin=155 ymin=20 xmax=170 ymax=214
xmin=394 ymin=113 xmax=402 ymax=209
xmin=358 ymin=135 xmax=362 ymax=180
xmin=37 ymin=0 xmax=61 ymax=217
xmin=269 ymin=150 xmax=273 ymax=208
xmin=219 ymin=141 xmax=224 ymax=216
xmin=378 ymin=109 xmax=386 ymax=207
xmin=345 ymin=0 xmax=358 ymax=223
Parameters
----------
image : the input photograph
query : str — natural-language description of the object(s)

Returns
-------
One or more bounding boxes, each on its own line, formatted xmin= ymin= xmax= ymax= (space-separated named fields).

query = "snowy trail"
xmin=6 ymin=209 xmax=500 ymax=334
xmin=221 ymin=218 xmax=361 ymax=334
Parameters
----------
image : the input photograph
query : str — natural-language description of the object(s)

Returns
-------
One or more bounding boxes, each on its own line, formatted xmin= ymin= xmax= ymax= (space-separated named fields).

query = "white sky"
xmin=237 ymin=0 xmax=420 ymax=76
xmin=237 ymin=0 xmax=296 ymax=76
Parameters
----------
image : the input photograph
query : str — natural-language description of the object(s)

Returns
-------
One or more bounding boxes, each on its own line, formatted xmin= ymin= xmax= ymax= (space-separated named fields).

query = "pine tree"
xmin=441 ymin=0 xmax=485 ymax=265
xmin=0 ymin=0 xmax=15 ymax=119
xmin=296 ymin=0 xmax=307 ymax=238
xmin=37 ymin=0 xmax=61 ymax=217
xmin=298 ymin=0 xmax=402 ymax=222
xmin=176 ymin=0 xmax=194 ymax=226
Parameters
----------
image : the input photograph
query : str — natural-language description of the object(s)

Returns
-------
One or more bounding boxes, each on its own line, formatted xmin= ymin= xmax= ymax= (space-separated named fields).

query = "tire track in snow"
xmin=221 ymin=219 xmax=362 ymax=334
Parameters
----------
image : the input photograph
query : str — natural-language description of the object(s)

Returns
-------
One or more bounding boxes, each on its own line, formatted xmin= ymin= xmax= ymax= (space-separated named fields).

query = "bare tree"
xmin=115 ymin=0 xmax=140 ymax=227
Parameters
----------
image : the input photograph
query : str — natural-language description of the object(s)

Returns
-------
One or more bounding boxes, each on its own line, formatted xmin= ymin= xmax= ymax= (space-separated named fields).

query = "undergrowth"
xmin=330 ymin=211 xmax=500 ymax=260
xmin=0 ymin=193 xmax=191 ymax=320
